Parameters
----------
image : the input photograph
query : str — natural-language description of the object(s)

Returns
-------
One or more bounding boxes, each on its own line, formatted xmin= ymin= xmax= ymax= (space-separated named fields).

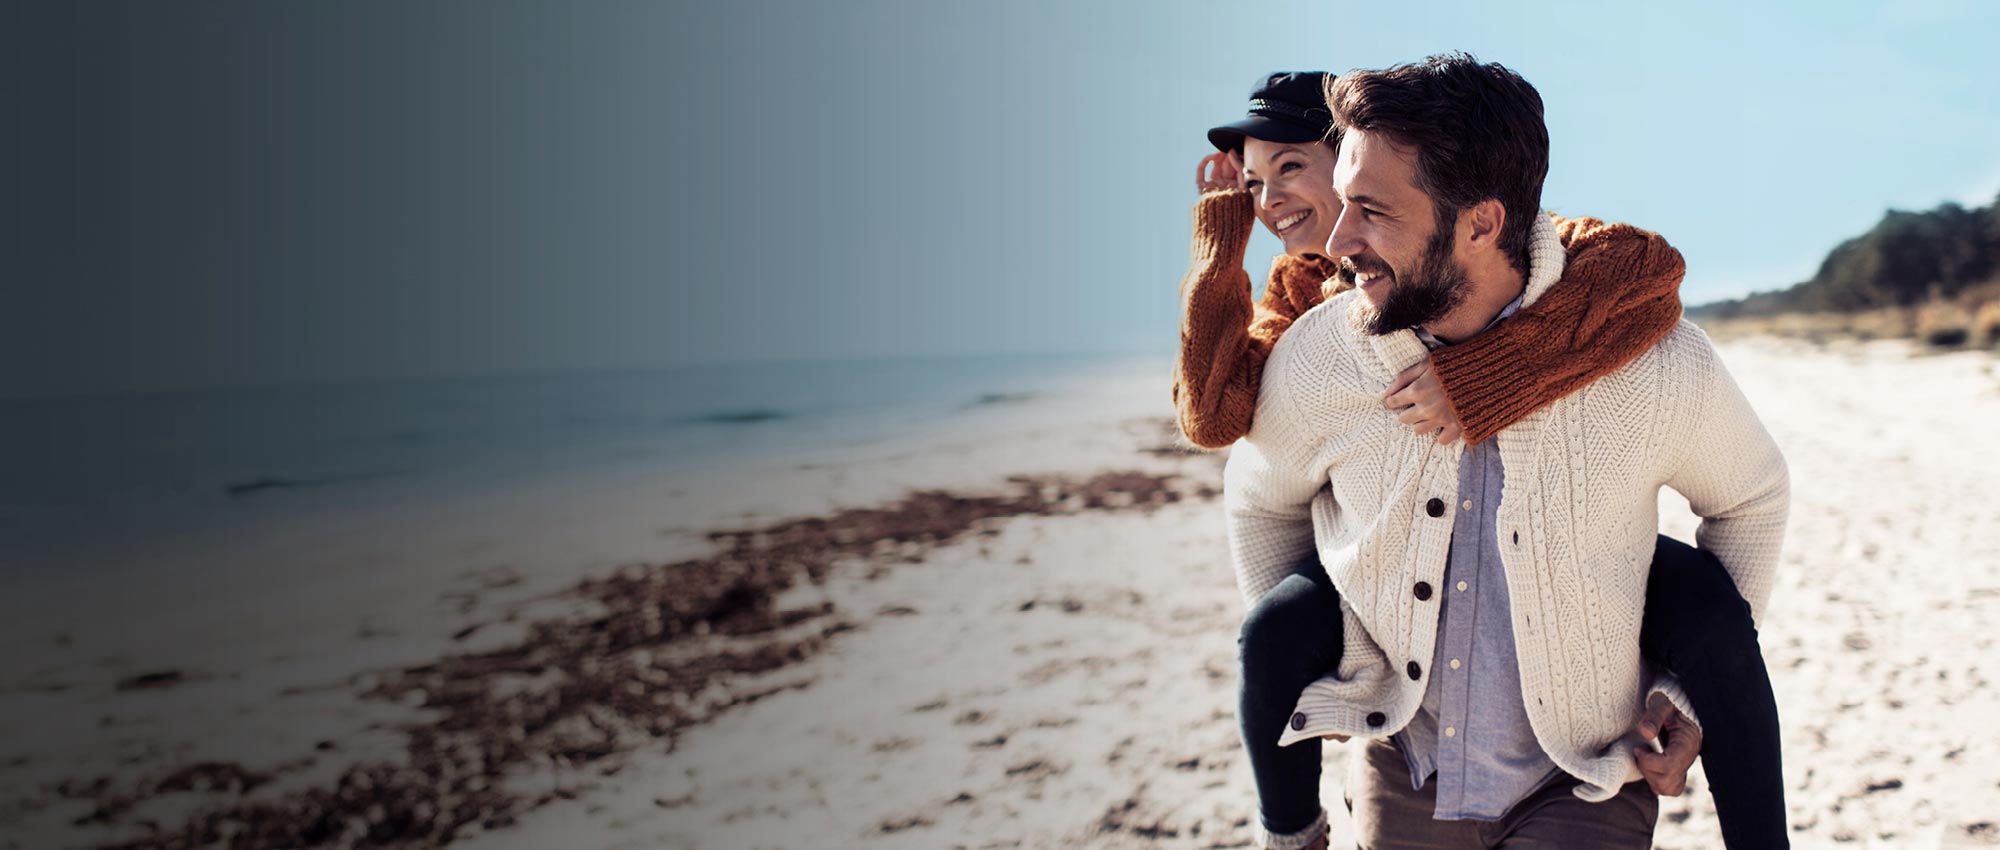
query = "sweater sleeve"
xmin=1171 ymin=190 xmax=1328 ymax=449
xmin=1427 ymin=215 xmax=1687 ymax=445
xmin=1221 ymin=350 xmax=1326 ymax=608
xmin=1664 ymin=331 xmax=1791 ymax=627
xmin=1642 ymin=333 xmax=1791 ymax=731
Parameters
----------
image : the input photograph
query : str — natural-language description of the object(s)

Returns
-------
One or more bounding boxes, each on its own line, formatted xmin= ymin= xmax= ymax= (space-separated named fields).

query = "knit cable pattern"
xmin=1222 ymin=220 xmax=1788 ymax=802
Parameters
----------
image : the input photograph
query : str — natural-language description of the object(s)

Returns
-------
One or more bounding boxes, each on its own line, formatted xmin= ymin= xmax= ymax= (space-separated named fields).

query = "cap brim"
xmin=1207 ymin=115 xmax=1326 ymax=152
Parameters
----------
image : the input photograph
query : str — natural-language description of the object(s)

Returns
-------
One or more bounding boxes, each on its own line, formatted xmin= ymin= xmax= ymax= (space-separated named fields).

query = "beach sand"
xmin=3 ymin=335 xmax=1998 ymax=849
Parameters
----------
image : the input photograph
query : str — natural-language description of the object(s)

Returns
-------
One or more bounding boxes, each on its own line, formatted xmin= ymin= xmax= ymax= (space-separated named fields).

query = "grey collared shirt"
xmin=1396 ymin=295 xmax=1563 ymax=821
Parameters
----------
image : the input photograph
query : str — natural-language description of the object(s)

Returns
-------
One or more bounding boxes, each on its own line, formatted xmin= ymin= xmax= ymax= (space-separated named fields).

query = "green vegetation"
xmin=1690 ymin=190 xmax=2000 ymax=349
xmin=1693 ymin=190 xmax=2000 ymax=319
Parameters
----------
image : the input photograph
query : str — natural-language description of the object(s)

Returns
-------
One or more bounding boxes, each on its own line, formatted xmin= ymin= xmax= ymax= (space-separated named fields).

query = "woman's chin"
xmin=1283 ymin=240 xmax=1329 ymax=260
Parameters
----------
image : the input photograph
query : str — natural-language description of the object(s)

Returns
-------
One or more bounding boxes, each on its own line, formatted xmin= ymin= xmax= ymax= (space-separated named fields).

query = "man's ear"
xmin=1462 ymin=198 xmax=1507 ymax=254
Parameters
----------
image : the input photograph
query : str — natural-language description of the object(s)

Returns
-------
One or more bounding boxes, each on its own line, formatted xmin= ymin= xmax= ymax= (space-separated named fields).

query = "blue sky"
xmin=5 ymin=0 xmax=1997 ymax=396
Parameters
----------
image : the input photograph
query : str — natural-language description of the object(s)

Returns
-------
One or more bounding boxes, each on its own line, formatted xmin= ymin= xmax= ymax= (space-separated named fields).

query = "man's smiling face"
xmin=1325 ymin=128 xmax=1471 ymax=336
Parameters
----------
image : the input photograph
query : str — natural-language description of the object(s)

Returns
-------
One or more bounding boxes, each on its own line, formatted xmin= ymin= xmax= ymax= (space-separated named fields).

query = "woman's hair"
xmin=1324 ymin=52 xmax=1548 ymax=276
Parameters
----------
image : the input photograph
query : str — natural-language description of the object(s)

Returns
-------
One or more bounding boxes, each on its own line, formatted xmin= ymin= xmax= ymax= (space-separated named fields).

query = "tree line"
xmin=1691 ymin=190 xmax=2000 ymax=318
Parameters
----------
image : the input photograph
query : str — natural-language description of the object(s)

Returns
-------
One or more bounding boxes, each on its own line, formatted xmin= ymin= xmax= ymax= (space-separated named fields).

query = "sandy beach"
xmin=4 ymin=334 xmax=1999 ymax=850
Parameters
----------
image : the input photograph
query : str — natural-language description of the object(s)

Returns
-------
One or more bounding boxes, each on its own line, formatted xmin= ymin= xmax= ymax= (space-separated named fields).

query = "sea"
xmin=0 ymin=353 xmax=1171 ymax=585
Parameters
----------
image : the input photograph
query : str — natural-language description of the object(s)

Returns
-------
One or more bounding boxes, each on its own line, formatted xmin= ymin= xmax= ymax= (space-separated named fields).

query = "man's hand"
xmin=1632 ymin=691 xmax=1701 ymax=796
xmin=1383 ymin=360 xmax=1464 ymax=445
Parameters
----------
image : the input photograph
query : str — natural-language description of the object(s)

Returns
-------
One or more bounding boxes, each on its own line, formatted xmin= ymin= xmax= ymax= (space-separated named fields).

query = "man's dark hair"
xmin=1324 ymin=52 xmax=1548 ymax=276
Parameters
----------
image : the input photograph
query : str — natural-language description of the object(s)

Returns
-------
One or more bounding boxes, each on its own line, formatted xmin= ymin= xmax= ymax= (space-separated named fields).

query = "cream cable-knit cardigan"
xmin=1223 ymin=214 xmax=1790 ymax=803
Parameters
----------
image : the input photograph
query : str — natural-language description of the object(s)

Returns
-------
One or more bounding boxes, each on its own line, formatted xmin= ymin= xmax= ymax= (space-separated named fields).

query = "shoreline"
xmin=0 ymin=352 xmax=1173 ymax=592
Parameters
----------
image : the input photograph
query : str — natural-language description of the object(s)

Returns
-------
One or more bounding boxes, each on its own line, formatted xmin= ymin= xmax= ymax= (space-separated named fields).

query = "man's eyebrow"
xmin=1344 ymin=192 xmax=1392 ymax=210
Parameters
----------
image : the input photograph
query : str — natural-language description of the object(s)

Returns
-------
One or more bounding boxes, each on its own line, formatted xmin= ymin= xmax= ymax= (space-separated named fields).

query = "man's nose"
xmin=1326 ymin=203 xmax=1363 ymax=258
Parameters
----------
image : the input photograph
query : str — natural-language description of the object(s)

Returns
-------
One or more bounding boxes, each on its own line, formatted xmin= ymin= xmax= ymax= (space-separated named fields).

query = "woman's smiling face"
xmin=1240 ymin=137 xmax=1340 ymax=258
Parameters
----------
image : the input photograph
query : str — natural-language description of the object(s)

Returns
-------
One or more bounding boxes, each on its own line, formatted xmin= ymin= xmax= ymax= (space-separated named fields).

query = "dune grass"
xmin=1698 ymin=280 xmax=2000 ymax=350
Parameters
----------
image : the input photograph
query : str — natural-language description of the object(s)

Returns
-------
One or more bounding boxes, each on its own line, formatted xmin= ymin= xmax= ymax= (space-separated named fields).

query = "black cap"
xmin=1207 ymin=71 xmax=1336 ymax=153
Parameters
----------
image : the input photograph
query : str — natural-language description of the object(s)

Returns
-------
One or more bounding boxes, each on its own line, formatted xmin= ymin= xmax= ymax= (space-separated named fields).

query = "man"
xmin=1224 ymin=53 xmax=1789 ymax=847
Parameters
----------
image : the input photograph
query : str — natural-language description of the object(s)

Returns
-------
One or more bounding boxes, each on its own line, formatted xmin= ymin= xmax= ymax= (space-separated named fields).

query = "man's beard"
xmin=1350 ymin=223 xmax=1471 ymax=337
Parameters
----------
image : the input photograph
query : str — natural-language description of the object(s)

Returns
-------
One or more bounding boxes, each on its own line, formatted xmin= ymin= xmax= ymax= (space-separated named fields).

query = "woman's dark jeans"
xmin=1237 ymin=534 xmax=1787 ymax=849
xmin=1639 ymin=535 xmax=1788 ymax=850
xmin=1238 ymin=565 xmax=1345 ymax=841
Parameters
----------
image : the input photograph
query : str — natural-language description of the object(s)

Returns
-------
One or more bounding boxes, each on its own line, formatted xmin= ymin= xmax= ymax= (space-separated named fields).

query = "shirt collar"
xmin=1414 ymin=294 xmax=1524 ymax=350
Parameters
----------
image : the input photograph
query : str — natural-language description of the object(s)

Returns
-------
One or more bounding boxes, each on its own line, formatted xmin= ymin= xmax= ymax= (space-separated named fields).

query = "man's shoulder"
xmin=1639 ymin=318 xmax=1720 ymax=367
xmin=1605 ymin=318 xmax=1724 ymax=393
xmin=1251 ymin=289 xmax=1385 ymax=436
xmin=1268 ymin=288 xmax=1370 ymax=362
xmin=1263 ymin=289 xmax=1382 ymax=390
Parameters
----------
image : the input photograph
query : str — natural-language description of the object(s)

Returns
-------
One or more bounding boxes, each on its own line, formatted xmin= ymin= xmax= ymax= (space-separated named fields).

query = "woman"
xmin=1178 ymin=72 xmax=1787 ymax=850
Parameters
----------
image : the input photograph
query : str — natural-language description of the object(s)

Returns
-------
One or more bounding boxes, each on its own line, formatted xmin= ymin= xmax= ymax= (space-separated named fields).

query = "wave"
xmin=223 ymin=469 xmax=407 ymax=499
xmin=967 ymin=392 xmax=1037 ymax=408
xmin=683 ymin=409 xmax=789 ymax=425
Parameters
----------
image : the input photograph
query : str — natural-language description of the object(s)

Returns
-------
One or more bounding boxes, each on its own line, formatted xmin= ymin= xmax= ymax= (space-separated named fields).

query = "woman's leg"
xmin=1238 ymin=560 xmax=1345 ymax=849
xmin=1640 ymin=534 xmax=1788 ymax=850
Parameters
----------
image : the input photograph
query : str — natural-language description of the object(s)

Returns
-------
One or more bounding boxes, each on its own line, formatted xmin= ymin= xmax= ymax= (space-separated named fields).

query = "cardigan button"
xmin=1366 ymin=711 xmax=1386 ymax=727
xmin=1290 ymin=712 xmax=1307 ymax=731
xmin=1407 ymin=661 xmax=1422 ymax=680
xmin=1426 ymin=498 xmax=1445 ymax=517
xmin=1414 ymin=582 xmax=1433 ymax=601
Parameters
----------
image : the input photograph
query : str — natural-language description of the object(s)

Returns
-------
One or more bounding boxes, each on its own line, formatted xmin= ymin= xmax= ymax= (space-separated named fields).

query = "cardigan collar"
xmin=1519 ymin=211 xmax=1567 ymax=309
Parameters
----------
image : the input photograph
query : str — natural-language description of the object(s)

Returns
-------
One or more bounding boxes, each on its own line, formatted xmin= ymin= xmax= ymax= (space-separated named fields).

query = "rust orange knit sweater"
xmin=1172 ymin=189 xmax=1686 ymax=448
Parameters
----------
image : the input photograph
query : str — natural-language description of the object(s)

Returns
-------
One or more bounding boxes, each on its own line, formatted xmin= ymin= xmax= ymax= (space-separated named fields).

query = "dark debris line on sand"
xmin=76 ymin=468 xmax=1213 ymax=850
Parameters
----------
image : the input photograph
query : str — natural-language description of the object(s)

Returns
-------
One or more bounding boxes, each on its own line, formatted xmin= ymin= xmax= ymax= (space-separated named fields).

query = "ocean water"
xmin=0 ymin=353 xmax=1169 ymax=580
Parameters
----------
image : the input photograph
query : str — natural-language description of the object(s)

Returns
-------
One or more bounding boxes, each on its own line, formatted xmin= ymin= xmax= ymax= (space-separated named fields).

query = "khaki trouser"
xmin=1344 ymin=738 xmax=1659 ymax=849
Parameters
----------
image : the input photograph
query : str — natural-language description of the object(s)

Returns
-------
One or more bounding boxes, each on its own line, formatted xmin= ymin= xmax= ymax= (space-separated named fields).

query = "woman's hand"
xmin=1383 ymin=359 xmax=1464 ymax=445
xmin=1196 ymin=150 xmax=1244 ymax=194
